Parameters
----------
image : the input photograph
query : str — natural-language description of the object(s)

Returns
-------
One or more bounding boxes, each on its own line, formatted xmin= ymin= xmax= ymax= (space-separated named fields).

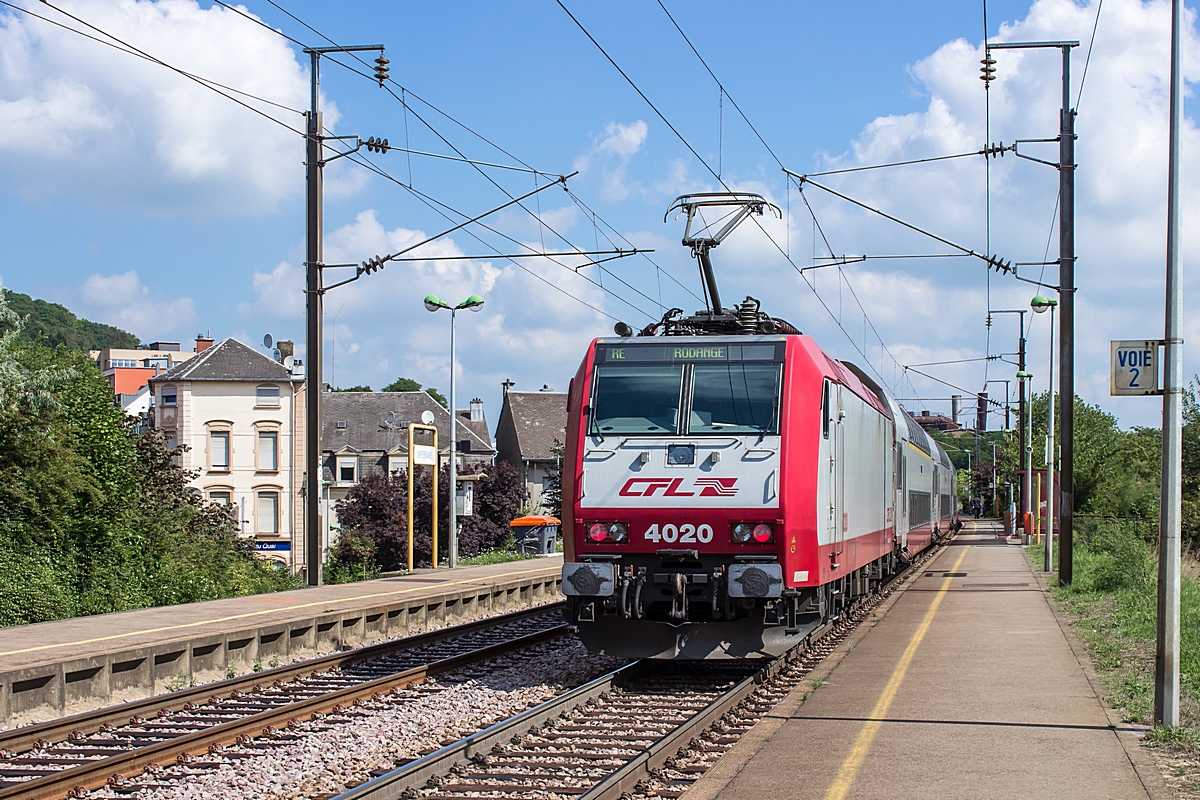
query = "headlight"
xmin=731 ymin=523 xmax=754 ymax=542
xmin=732 ymin=522 xmax=774 ymax=544
xmin=752 ymin=523 xmax=774 ymax=543
xmin=586 ymin=522 xmax=628 ymax=543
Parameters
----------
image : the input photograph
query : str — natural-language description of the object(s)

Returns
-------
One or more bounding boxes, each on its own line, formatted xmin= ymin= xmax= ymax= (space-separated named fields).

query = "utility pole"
xmin=1057 ymin=43 xmax=1077 ymax=586
xmin=303 ymin=44 xmax=387 ymax=586
xmin=1156 ymin=0 xmax=1185 ymax=729
xmin=989 ymin=40 xmax=1078 ymax=585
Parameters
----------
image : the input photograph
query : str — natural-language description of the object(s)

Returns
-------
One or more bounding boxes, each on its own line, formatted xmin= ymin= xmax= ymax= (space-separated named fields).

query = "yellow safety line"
xmin=0 ymin=564 xmax=560 ymax=658
xmin=822 ymin=545 xmax=969 ymax=800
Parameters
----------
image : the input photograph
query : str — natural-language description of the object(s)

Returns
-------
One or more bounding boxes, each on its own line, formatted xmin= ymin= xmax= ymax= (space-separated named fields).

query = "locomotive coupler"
xmin=668 ymin=571 xmax=688 ymax=621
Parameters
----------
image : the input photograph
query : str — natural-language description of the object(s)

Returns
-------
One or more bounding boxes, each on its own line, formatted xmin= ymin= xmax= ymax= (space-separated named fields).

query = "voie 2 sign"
xmin=1110 ymin=340 xmax=1160 ymax=396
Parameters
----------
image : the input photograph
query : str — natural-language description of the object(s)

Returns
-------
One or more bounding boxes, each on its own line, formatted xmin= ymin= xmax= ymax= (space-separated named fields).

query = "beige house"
xmin=149 ymin=339 xmax=305 ymax=571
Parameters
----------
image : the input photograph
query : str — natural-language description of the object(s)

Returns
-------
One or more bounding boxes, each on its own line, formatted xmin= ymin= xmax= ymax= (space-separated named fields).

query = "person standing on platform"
xmin=972 ymin=496 xmax=983 ymax=519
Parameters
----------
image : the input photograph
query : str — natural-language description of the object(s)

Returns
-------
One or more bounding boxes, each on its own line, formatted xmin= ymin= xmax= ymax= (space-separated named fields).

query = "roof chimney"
xmin=194 ymin=334 xmax=214 ymax=353
xmin=470 ymin=397 xmax=484 ymax=422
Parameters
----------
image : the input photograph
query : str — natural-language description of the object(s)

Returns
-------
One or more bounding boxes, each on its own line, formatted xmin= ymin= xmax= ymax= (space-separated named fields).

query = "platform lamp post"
xmin=425 ymin=293 xmax=485 ymax=568
xmin=1017 ymin=370 xmax=1034 ymax=538
xmin=1031 ymin=295 xmax=1057 ymax=573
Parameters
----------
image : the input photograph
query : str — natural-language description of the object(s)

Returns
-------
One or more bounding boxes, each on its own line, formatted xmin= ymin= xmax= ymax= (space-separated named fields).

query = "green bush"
xmin=0 ymin=287 xmax=302 ymax=626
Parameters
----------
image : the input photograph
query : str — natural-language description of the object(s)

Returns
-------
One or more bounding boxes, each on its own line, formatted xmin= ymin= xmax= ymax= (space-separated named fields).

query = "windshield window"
xmin=592 ymin=365 xmax=683 ymax=434
xmin=690 ymin=363 xmax=781 ymax=434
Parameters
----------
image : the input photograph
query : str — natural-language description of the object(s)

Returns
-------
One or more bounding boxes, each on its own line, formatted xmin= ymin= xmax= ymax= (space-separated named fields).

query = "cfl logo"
xmin=618 ymin=477 xmax=738 ymax=498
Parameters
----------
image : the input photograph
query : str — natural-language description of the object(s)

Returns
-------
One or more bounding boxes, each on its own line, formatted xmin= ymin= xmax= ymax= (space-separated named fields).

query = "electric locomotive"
xmin=559 ymin=194 xmax=959 ymax=659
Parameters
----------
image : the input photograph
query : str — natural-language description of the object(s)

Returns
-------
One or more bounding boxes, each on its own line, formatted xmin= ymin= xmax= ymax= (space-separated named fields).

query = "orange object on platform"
xmin=510 ymin=515 xmax=561 ymax=528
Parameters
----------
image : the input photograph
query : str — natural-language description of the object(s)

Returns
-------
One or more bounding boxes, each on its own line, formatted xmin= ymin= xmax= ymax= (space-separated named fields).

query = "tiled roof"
xmin=149 ymin=338 xmax=294 ymax=383
xmin=503 ymin=392 xmax=567 ymax=462
xmin=322 ymin=391 xmax=494 ymax=455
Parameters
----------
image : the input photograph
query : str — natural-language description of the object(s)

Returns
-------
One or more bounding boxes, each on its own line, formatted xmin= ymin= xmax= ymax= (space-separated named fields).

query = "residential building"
xmin=94 ymin=336 xmax=211 ymax=408
xmin=148 ymin=338 xmax=305 ymax=571
xmin=495 ymin=390 xmax=567 ymax=512
xmin=321 ymin=391 xmax=496 ymax=529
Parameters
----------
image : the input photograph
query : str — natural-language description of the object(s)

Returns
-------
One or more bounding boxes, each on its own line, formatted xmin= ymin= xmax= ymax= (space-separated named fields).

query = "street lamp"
xmin=1016 ymin=369 xmax=1034 ymax=540
xmin=1031 ymin=294 xmax=1058 ymax=572
xmin=425 ymin=293 xmax=485 ymax=568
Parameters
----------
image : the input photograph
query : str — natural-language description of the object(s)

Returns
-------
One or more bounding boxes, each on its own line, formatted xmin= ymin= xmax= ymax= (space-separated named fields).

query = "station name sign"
xmin=598 ymin=342 xmax=783 ymax=363
xmin=412 ymin=444 xmax=438 ymax=466
xmin=1110 ymin=340 xmax=1162 ymax=396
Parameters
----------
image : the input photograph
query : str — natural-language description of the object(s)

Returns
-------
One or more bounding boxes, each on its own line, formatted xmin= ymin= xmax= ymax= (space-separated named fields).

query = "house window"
xmin=256 ymin=385 xmax=281 ymax=407
xmin=162 ymin=387 xmax=177 ymax=406
xmin=258 ymin=430 xmax=278 ymax=471
xmin=337 ymin=457 xmax=357 ymax=485
xmin=210 ymin=431 xmax=230 ymax=471
xmin=209 ymin=490 xmax=231 ymax=505
xmin=257 ymin=491 xmax=280 ymax=535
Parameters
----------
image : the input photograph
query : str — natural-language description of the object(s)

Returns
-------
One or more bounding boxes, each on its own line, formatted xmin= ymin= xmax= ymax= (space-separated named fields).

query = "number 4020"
xmin=644 ymin=523 xmax=714 ymax=544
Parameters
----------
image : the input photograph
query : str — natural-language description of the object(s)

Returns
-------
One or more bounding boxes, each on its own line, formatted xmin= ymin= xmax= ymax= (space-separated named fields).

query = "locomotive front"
xmin=561 ymin=336 xmax=810 ymax=659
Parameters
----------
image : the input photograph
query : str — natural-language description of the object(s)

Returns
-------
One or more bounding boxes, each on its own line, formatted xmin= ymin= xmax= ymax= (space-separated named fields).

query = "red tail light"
xmin=586 ymin=522 xmax=628 ymax=543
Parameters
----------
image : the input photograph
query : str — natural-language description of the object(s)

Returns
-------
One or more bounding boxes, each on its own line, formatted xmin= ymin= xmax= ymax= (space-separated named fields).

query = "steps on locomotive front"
xmin=687 ymin=521 xmax=1163 ymax=799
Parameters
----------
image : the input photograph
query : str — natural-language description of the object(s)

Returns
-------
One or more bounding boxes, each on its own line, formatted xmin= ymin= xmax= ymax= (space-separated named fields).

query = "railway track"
xmin=332 ymin=537 xmax=952 ymax=800
xmin=0 ymin=603 xmax=567 ymax=800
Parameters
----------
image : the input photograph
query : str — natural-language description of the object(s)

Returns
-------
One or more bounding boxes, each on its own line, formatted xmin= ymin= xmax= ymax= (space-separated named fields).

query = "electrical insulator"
xmin=364 ymin=137 xmax=390 ymax=154
xmin=374 ymin=54 xmax=390 ymax=87
xmin=979 ymin=55 xmax=996 ymax=84
xmin=360 ymin=255 xmax=387 ymax=276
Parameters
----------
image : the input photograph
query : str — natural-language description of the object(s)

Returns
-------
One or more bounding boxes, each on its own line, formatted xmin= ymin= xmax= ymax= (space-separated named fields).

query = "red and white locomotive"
xmin=559 ymin=194 xmax=958 ymax=659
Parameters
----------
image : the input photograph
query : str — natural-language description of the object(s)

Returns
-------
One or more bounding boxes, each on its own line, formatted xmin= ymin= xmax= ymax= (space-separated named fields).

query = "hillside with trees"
xmin=2 ymin=288 xmax=139 ymax=350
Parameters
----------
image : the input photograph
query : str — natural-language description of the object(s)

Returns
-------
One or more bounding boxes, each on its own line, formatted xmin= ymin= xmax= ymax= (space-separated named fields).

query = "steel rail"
xmin=332 ymin=536 xmax=953 ymax=800
xmin=0 ymin=605 xmax=566 ymax=800
xmin=0 ymin=601 xmax=564 ymax=756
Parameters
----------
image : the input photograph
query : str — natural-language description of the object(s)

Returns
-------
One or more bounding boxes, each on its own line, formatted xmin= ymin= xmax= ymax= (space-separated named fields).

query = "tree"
xmin=2 ymin=288 xmax=139 ymax=350
xmin=381 ymin=376 xmax=447 ymax=408
xmin=541 ymin=441 xmax=564 ymax=519
xmin=0 ymin=287 xmax=299 ymax=626
xmin=333 ymin=385 xmax=372 ymax=392
xmin=334 ymin=473 xmax=409 ymax=571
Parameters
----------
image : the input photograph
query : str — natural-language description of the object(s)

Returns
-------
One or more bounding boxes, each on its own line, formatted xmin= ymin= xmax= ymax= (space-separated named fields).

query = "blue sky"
xmin=0 ymin=0 xmax=1195 ymax=430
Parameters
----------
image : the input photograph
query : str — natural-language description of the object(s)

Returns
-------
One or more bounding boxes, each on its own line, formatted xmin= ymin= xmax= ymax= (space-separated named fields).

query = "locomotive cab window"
xmin=591 ymin=365 xmax=683 ymax=434
xmin=689 ymin=363 xmax=781 ymax=434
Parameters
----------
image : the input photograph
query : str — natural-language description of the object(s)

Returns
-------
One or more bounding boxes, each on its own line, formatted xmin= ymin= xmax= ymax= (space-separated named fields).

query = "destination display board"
xmin=596 ymin=341 xmax=784 ymax=364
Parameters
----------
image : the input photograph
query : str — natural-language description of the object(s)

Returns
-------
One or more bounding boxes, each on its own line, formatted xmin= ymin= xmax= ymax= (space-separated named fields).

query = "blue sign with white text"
xmin=255 ymin=541 xmax=291 ymax=551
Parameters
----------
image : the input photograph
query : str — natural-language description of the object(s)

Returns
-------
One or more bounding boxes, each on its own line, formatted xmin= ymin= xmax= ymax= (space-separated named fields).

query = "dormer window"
xmin=256 ymin=385 xmax=280 ymax=408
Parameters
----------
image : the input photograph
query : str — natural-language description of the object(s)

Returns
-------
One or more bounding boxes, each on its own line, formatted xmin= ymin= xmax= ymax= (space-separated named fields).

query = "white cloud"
xmin=574 ymin=119 xmax=650 ymax=201
xmin=77 ymin=269 xmax=196 ymax=338
xmin=598 ymin=120 xmax=648 ymax=156
xmin=0 ymin=0 xmax=324 ymax=213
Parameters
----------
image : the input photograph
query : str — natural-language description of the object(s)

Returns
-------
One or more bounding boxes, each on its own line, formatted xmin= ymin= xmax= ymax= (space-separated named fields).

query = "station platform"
xmin=688 ymin=521 xmax=1167 ymax=800
xmin=0 ymin=556 xmax=562 ymax=727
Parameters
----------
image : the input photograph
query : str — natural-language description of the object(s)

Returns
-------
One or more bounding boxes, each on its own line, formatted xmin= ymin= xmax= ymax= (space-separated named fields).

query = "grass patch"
xmin=458 ymin=549 xmax=541 ymax=566
xmin=1030 ymin=519 xmax=1200 ymax=749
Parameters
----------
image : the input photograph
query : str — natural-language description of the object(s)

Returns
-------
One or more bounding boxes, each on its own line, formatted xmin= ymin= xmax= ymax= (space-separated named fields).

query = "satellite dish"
xmin=385 ymin=411 xmax=396 ymax=424
xmin=263 ymin=333 xmax=273 ymax=349
xmin=421 ymin=410 xmax=435 ymax=425
xmin=283 ymin=355 xmax=295 ymax=369
xmin=272 ymin=348 xmax=281 ymax=361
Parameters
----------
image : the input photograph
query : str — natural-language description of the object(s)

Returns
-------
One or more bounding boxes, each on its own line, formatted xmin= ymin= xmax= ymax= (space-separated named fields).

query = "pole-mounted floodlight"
xmin=425 ymin=293 xmax=486 ymax=569
xmin=1030 ymin=295 xmax=1057 ymax=313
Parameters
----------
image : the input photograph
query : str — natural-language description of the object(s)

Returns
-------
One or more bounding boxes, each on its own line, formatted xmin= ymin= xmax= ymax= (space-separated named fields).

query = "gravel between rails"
xmin=85 ymin=638 xmax=624 ymax=800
